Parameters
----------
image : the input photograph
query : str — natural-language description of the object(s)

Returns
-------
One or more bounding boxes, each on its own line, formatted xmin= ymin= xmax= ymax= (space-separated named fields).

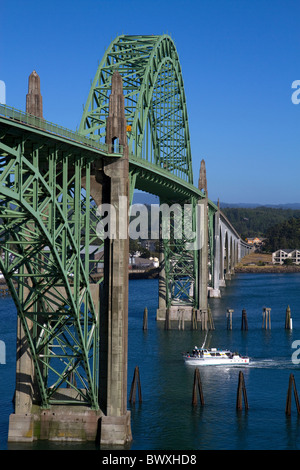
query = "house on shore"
xmin=272 ymin=249 xmax=300 ymax=265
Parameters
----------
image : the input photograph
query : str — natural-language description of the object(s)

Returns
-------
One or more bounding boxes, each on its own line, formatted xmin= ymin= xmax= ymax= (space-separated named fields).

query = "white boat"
xmin=183 ymin=346 xmax=250 ymax=366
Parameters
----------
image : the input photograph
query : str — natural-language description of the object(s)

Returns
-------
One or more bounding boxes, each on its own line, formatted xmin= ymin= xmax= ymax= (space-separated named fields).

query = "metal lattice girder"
xmin=80 ymin=35 xmax=201 ymax=308
xmin=80 ymin=35 xmax=193 ymax=185
xmin=0 ymin=133 xmax=102 ymax=409
xmin=160 ymin=197 xmax=199 ymax=308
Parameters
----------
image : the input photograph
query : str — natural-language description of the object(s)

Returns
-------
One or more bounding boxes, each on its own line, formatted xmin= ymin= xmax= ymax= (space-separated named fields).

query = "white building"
xmin=272 ymin=249 xmax=300 ymax=265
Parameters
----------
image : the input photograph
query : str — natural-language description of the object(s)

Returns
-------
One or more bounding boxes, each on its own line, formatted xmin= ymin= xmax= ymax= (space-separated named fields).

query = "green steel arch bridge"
xmin=0 ymin=35 xmax=251 ymax=445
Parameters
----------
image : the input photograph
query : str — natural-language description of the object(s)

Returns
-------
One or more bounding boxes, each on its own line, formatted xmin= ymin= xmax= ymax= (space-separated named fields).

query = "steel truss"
xmin=80 ymin=35 xmax=203 ymax=307
xmin=0 ymin=35 xmax=213 ymax=413
xmin=160 ymin=197 xmax=199 ymax=308
xmin=0 ymin=135 xmax=101 ymax=408
xmin=80 ymin=35 xmax=193 ymax=184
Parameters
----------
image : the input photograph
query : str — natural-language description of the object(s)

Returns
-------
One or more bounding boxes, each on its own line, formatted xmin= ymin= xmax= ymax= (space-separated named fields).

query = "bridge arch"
xmin=79 ymin=35 xmax=193 ymax=185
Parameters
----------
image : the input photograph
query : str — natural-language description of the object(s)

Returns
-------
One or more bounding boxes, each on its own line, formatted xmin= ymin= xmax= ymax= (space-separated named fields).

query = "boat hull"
xmin=184 ymin=356 xmax=250 ymax=366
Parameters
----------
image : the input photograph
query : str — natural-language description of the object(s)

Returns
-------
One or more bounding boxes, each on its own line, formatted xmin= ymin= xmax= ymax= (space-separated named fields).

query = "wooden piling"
xmin=143 ymin=307 xmax=148 ymax=330
xmin=192 ymin=368 xmax=205 ymax=406
xmin=192 ymin=308 xmax=198 ymax=330
xmin=285 ymin=373 xmax=300 ymax=415
xmin=178 ymin=309 xmax=185 ymax=330
xmin=208 ymin=305 xmax=215 ymax=330
xmin=200 ymin=310 xmax=208 ymax=331
xmin=262 ymin=307 xmax=271 ymax=329
xmin=227 ymin=309 xmax=234 ymax=330
xmin=236 ymin=371 xmax=249 ymax=411
xmin=129 ymin=366 xmax=142 ymax=404
xmin=165 ymin=307 xmax=171 ymax=330
xmin=285 ymin=305 xmax=293 ymax=330
xmin=241 ymin=309 xmax=248 ymax=331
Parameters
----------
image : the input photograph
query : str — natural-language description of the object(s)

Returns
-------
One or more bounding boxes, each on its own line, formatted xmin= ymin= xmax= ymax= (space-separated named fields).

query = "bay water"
xmin=1 ymin=272 xmax=300 ymax=450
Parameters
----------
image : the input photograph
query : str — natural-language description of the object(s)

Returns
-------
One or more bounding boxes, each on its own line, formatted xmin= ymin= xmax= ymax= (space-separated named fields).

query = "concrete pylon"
xmin=8 ymin=71 xmax=132 ymax=447
xmin=197 ymin=160 xmax=208 ymax=318
xmin=197 ymin=198 xmax=208 ymax=315
xmin=99 ymin=71 xmax=132 ymax=445
xmin=26 ymin=70 xmax=43 ymax=118
xmin=210 ymin=200 xmax=221 ymax=298
xmin=198 ymin=159 xmax=207 ymax=195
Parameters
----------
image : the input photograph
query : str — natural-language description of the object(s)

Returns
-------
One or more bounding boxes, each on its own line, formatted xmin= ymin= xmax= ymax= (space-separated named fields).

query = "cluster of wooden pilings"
xmin=192 ymin=368 xmax=300 ymax=416
xmin=226 ymin=306 xmax=293 ymax=330
xmin=0 ymin=283 xmax=10 ymax=297
xmin=144 ymin=306 xmax=215 ymax=331
xmin=191 ymin=368 xmax=249 ymax=410
xmin=129 ymin=366 xmax=300 ymax=416
xmin=144 ymin=305 xmax=294 ymax=331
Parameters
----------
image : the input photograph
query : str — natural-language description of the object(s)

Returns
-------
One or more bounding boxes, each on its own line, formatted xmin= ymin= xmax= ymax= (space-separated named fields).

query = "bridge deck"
xmin=0 ymin=104 xmax=119 ymax=157
xmin=0 ymin=104 xmax=215 ymax=205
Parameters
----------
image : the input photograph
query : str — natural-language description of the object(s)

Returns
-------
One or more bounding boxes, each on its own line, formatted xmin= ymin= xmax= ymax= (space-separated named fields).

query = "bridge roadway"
xmin=0 ymin=102 xmax=250 ymax=287
xmin=0 ymin=34 xmax=251 ymax=446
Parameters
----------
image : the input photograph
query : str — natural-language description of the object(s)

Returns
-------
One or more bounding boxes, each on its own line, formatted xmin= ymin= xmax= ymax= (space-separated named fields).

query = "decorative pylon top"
xmin=105 ymin=71 xmax=128 ymax=156
xmin=26 ymin=70 xmax=43 ymax=118
xmin=198 ymin=159 xmax=207 ymax=196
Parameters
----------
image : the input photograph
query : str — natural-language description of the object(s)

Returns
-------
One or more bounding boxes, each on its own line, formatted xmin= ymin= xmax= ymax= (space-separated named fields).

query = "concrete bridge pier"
xmin=98 ymin=154 xmax=132 ymax=445
xmin=157 ymin=219 xmax=167 ymax=319
xmin=209 ymin=202 xmax=221 ymax=298
xmin=156 ymin=163 xmax=211 ymax=328
xmin=97 ymin=71 xmax=132 ymax=445
xmin=8 ymin=71 xmax=132 ymax=446
xmin=197 ymin=196 xmax=209 ymax=315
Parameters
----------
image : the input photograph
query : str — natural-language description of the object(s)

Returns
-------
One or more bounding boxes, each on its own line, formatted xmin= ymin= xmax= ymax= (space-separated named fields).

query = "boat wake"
xmin=247 ymin=358 xmax=299 ymax=370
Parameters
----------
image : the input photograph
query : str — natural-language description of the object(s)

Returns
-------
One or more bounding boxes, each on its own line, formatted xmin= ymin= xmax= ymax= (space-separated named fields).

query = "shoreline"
xmin=1 ymin=264 xmax=299 ymax=296
xmin=129 ymin=268 xmax=159 ymax=279
xmin=235 ymin=265 xmax=300 ymax=273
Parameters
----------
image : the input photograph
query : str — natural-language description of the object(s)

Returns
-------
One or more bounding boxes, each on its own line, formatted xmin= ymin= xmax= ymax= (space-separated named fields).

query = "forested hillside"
xmin=221 ymin=207 xmax=300 ymax=240
xmin=263 ymin=217 xmax=300 ymax=251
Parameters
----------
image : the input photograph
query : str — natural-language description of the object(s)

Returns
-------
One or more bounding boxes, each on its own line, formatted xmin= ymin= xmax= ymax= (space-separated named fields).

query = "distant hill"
xmin=133 ymin=193 xmax=300 ymax=210
xmin=132 ymin=193 xmax=300 ymax=242
xmin=220 ymin=206 xmax=300 ymax=240
xmin=264 ymin=217 xmax=300 ymax=252
xmin=217 ymin=202 xmax=300 ymax=210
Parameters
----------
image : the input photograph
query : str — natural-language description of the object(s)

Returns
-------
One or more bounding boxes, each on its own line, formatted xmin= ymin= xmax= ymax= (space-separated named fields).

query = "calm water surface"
xmin=1 ymin=273 xmax=300 ymax=450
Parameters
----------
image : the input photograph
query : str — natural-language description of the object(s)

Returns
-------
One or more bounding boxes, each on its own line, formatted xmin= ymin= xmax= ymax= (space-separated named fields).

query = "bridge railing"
xmin=0 ymin=104 xmax=113 ymax=153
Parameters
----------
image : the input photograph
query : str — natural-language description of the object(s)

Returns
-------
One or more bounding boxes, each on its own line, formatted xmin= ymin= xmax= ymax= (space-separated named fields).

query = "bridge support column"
xmin=156 ymin=217 xmax=167 ymax=320
xmin=98 ymin=71 xmax=132 ymax=445
xmin=98 ymin=155 xmax=132 ymax=445
xmin=197 ymin=197 xmax=208 ymax=316
xmin=210 ymin=207 xmax=221 ymax=298
xmin=8 ymin=70 xmax=132 ymax=446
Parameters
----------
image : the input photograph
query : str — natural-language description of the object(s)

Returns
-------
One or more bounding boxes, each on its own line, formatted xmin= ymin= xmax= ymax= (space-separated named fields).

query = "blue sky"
xmin=1 ymin=0 xmax=299 ymax=205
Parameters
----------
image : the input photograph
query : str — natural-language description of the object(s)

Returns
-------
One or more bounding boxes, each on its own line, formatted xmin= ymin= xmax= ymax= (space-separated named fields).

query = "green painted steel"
xmin=80 ymin=34 xmax=204 ymax=308
xmin=80 ymin=35 xmax=193 ymax=185
xmin=0 ymin=127 xmax=101 ymax=409
xmin=161 ymin=197 xmax=199 ymax=308
xmin=0 ymin=35 xmax=221 ymax=410
xmin=0 ymin=104 xmax=110 ymax=154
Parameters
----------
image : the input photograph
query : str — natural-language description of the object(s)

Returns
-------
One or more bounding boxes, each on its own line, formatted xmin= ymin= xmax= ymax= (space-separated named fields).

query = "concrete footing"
xmin=208 ymin=287 xmax=221 ymax=298
xmin=100 ymin=412 xmax=132 ymax=446
xmin=156 ymin=305 xmax=193 ymax=321
xmin=8 ymin=407 xmax=132 ymax=446
xmin=156 ymin=306 xmax=208 ymax=329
